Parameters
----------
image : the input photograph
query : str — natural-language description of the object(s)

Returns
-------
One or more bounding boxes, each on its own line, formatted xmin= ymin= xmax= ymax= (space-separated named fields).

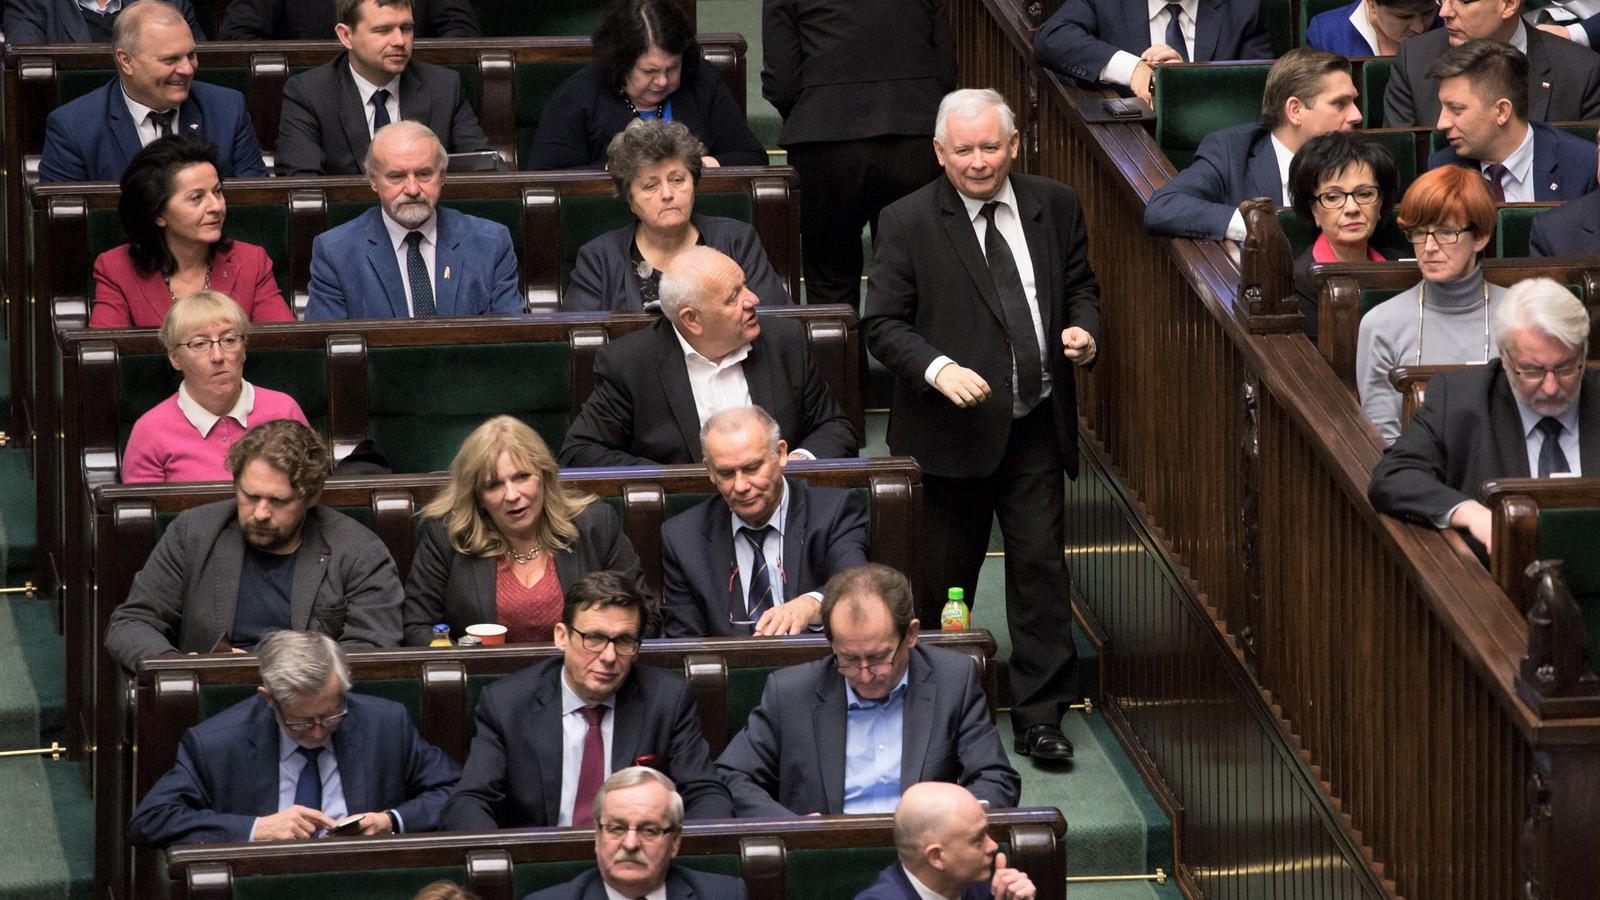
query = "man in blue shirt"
xmin=715 ymin=563 xmax=1019 ymax=817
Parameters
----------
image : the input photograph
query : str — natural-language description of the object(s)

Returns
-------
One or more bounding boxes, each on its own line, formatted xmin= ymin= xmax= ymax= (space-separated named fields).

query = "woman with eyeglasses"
xmin=1289 ymin=132 xmax=1401 ymax=343
xmin=92 ymin=135 xmax=294 ymax=328
xmin=121 ymin=291 xmax=308 ymax=483
xmin=403 ymin=416 xmax=646 ymax=645
xmin=1357 ymin=165 xmax=1504 ymax=444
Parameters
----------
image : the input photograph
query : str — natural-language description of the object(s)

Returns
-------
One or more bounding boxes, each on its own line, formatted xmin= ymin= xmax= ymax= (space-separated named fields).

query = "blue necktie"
xmin=741 ymin=526 xmax=775 ymax=626
xmin=404 ymin=231 xmax=436 ymax=317
xmin=1537 ymin=417 xmax=1570 ymax=478
xmin=371 ymin=88 xmax=392 ymax=132
xmin=293 ymin=746 xmax=323 ymax=810
xmin=1164 ymin=3 xmax=1189 ymax=61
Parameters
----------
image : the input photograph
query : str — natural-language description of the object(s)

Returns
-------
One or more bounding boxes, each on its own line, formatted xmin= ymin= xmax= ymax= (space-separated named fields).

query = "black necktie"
xmin=371 ymin=88 xmax=392 ymax=132
xmin=979 ymin=202 xmax=1043 ymax=408
xmin=293 ymin=746 xmax=323 ymax=810
xmin=1483 ymin=163 xmax=1508 ymax=203
xmin=740 ymin=525 xmax=775 ymax=625
xmin=1537 ymin=416 xmax=1570 ymax=478
xmin=148 ymin=109 xmax=174 ymax=138
xmin=1164 ymin=3 xmax=1189 ymax=61
xmin=403 ymin=231 xmax=436 ymax=317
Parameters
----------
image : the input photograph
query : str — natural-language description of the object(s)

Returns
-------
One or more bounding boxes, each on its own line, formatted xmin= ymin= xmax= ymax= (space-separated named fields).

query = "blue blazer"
xmin=127 ymin=693 xmax=460 ymax=847
xmin=1144 ymin=122 xmax=1280 ymax=240
xmin=2 ymin=0 xmax=204 ymax=43
xmin=39 ymin=79 xmax=267 ymax=183
xmin=853 ymin=864 xmax=993 ymax=900
xmin=1585 ymin=11 xmax=1600 ymax=46
xmin=1426 ymin=121 xmax=1600 ymax=202
xmin=1530 ymin=191 xmax=1600 ymax=257
xmin=1305 ymin=2 xmax=1375 ymax=55
xmin=1034 ymin=0 xmax=1273 ymax=85
xmin=304 ymin=205 xmax=523 ymax=320
xmin=524 ymin=865 xmax=751 ymax=900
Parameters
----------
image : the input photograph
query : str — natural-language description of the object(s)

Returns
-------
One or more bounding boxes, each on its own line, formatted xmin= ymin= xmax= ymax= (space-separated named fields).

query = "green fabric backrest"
xmin=514 ymin=61 xmax=588 ymax=164
xmin=1277 ymin=210 xmax=1320 ymax=258
xmin=1361 ymin=129 xmax=1420 ymax=195
xmin=115 ymin=348 xmax=329 ymax=451
xmin=513 ymin=855 xmax=741 ymax=898
xmin=1496 ymin=206 xmax=1546 ymax=258
xmin=366 ymin=342 xmax=572 ymax=473
xmin=476 ymin=0 xmax=605 ymax=37
xmin=447 ymin=63 xmax=482 ymax=111
xmin=86 ymin=205 xmax=293 ymax=297
xmin=727 ymin=666 xmax=776 ymax=735
xmin=1359 ymin=287 xmax=1399 ymax=317
xmin=1537 ymin=508 xmax=1600 ymax=660
xmin=1266 ymin=0 xmax=1294 ymax=56
xmin=1560 ymin=123 xmax=1600 ymax=142
xmin=1299 ymin=0 xmax=1350 ymax=43
xmin=233 ymin=867 xmax=466 ymax=900
xmin=558 ymin=192 xmax=755 ymax=292
xmin=89 ymin=208 xmax=126 ymax=262
xmin=1154 ymin=64 xmax=1271 ymax=170
xmin=1360 ymin=59 xmax=1393 ymax=128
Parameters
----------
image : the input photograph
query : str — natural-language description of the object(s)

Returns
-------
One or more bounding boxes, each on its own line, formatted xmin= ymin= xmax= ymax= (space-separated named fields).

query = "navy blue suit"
xmin=1529 ymin=191 xmax=1600 ymax=257
xmin=2 ymin=0 xmax=204 ymax=43
xmin=1144 ymin=122 xmax=1280 ymax=240
xmin=1304 ymin=1 xmax=1376 ymax=55
xmin=1584 ymin=11 xmax=1600 ymax=47
xmin=524 ymin=865 xmax=750 ymax=900
xmin=1426 ymin=121 xmax=1599 ymax=201
xmin=1034 ymin=0 xmax=1274 ymax=86
xmin=127 ymin=693 xmax=460 ymax=848
xmin=854 ymin=864 xmax=993 ymax=900
xmin=39 ymin=79 xmax=267 ymax=183
xmin=304 ymin=205 xmax=522 ymax=320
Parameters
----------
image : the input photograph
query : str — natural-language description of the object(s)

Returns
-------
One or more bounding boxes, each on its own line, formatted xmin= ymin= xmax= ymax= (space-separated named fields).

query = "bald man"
xmin=854 ymin=783 xmax=1037 ymax=900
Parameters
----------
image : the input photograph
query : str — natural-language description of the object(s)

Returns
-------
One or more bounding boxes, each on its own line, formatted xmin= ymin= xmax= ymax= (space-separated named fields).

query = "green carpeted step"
xmin=0 ymin=757 xmax=91 ymax=900
xmin=0 ymin=448 xmax=37 ymax=579
xmin=1067 ymin=879 xmax=1186 ymax=899
xmin=0 ymin=594 xmax=41 ymax=750
xmin=7 ymin=594 xmax=67 ymax=747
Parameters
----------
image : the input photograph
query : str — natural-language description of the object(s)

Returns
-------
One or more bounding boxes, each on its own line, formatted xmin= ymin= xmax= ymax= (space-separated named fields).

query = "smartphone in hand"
xmin=327 ymin=814 xmax=366 ymax=836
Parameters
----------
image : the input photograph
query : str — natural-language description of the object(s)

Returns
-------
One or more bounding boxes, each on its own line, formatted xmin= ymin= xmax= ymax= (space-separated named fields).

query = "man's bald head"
xmin=658 ymin=246 xmax=734 ymax=319
xmin=113 ymin=0 xmax=189 ymax=54
xmin=658 ymin=246 xmax=760 ymax=360
xmin=894 ymin=782 xmax=976 ymax=863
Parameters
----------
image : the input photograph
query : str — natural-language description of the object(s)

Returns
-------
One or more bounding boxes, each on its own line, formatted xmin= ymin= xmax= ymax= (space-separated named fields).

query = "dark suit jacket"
xmin=1034 ymin=0 xmax=1274 ymax=85
xmin=526 ymin=61 xmax=767 ymax=170
xmin=2 ymin=0 xmax=203 ymax=42
xmin=102 ymin=500 xmax=404 ymax=672
xmin=524 ymin=865 xmax=751 ymax=900
xmin=1143 ymin=122 xmax=1280 ymax=240
xmin=562 ymin=215 xmax=790 ymax=312
xmin=402 ymin=503 xmax=646 ymax=646
xmin=218 ymin=0 xmax=478 ymax=39
xmin=1529 ymin=190 xmax=1600 ymax=257
xmin=760 ymin=0 xmax=955 ymax=146
xmin=304 ymin=206 xmax=522 ymax=320
xmin=558 ymin=316 xmax=859 ymax=466
xmin=1585 ymin=11 xmax=1600 ymax=47
xmin=1425 ymin=120 xmax=1599 ymax=201
xmin=863 ymin=173 xmax=1102 ymax=480
xmin=276 ymin=53 xmax=489 ymax=176
xmin=714 ymin=644 xmax=1021 ymax=817
xmin=90 ymin=240 xmax=294 ymax=328
xmin=439 ymin=657 xmax=734 ymax=829
xmin=853 ymin=864 xmax=992 ymax=900
xmin=660 ymin=479 xmax=868 ymax=637
xmin=39 ymin=79 xmax=267 ymax=183
xmin=1383 ymin=26 xmax=1600 ymax=127
xmin=127 ymin=693 xmax=460 ymax=847
xmin=1368 ymin=359 xmax=1600 ymax=524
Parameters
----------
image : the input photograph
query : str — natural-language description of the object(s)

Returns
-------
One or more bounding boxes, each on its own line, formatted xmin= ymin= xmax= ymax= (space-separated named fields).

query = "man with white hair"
xmin=522 ymin=767 xmax=750 ymax=900
xmin=560 ymin=245 xmax=858 ymax=466
xmin=1370 ymin=277 xmax=1600 ymax=553
xmin=128 ymin=630 xmax=460 ymax=847
xmin=305 ymin=120 xmax=521 ymax=319
xmin=853 ymin=782 xmax=1036 ymax=900
xmin=864 ymin=88 xmax=1101 ymax=764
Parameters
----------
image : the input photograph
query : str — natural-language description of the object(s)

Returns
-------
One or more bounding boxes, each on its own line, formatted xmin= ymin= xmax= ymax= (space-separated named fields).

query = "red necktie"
xmin=571 ymin=705 xmax=607 ymax=827
xmin=1484 ymin=163 xmax=1508 ymax=203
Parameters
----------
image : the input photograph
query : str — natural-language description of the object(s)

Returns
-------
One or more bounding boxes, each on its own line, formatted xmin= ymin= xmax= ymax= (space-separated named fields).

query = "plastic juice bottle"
xmin=429 ymin=624 xmax=452 ymax=647
xmin=940 ymin=587 xmax=970 ymax=631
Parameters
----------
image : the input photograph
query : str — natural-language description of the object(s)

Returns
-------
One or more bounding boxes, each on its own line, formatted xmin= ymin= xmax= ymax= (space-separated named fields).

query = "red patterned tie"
xmin=571 ymin=705 xmax=608 ymax=827
xmin=1484 ymin=163 xmax=1508 ymax=203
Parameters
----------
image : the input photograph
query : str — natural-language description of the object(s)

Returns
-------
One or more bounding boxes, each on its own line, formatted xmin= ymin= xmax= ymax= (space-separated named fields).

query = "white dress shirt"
xmin=123 ymin=88 xmax=182 ymax=148
xmin=177 ymin=381 xmax=256 ymax=437
xmin=603 ymin=884 xmax=667 ymax=900
xmin=1483 ymin=122 xmax=1536 ymax=203
xmin=902 ymin=865 xmax=952 ymax=900
xmin=557 ymin=672 xmax=616 ymax=827
xmin=380 ymin=211 xmax=439 ymax=317
xmin=670 ymin=325 xmax=755 ymax=423
xmin=1514 ymin=394 xmax=1583 ymax=479
xmin=349 ymin=66 xmax=402 ymax=138
xmin=1100 ymin=0 xmax=1199 ymax=86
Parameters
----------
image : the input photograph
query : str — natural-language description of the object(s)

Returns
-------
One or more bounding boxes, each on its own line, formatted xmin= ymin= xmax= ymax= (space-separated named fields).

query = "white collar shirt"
xmin=1146 ymin=0 xmax=1198 ymax=60
xmin=958 ymin=177 xmax=1050 ymax=417
xmin=557 ymin=672 xmax=616 ymax=827
xmin=1269 ymin=133 xmax=1296 ymax=207
xmin=902 ymin=865 xmax=952 ymax=900
xmin=1485 ymin=123 xmax=1536 ymax=203
xmin=671 ymin=324 xmax=754 ymax=425
xmin=123 ymin=87 xmax=181 ymax=148
xmin=349 ymin=65 xmax=402 ymax=137
xmin=177 ymin=380 xmax=255 ymax=437
xmin=381 ymin=210 xmax=439 ymax=317
xmin=1347 ymin=2 xmax=1382 ymax=56
xmin=730 ymin=477 xmax=791 ymax=617
xmin=603 ymin=883 xmax=668 ymax=900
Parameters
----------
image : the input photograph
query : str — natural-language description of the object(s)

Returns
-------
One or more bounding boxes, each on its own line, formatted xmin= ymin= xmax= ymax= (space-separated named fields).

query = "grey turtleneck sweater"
xmin=1356 ymin=266 xmax=1507 ymax=444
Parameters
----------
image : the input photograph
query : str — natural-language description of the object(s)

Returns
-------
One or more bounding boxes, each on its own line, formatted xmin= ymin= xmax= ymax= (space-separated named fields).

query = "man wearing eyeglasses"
xmin=715 ymin=564 xmax=1019 ymax=817
xmin=129 ymin=630 xmax=460 ymax=847
xmin=1371 ymin=277 xmax=1600 ymax=554
xmin=523 ymin=767 xmax=750 ymax=900
xmin=442 ymin=572 xmax=733 ymax=829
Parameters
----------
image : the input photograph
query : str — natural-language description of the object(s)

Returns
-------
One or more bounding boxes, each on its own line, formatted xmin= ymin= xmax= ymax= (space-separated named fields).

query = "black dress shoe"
xmin=1014 ymin=724 xmax=1075 ymax=763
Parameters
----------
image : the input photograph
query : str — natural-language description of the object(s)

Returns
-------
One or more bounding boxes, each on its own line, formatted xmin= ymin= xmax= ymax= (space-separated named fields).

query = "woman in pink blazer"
xmin=91 ymin=135 xmax=295 ymax=328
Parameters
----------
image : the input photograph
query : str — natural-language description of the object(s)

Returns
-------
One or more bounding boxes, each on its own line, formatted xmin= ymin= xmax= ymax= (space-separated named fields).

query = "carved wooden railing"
xmin=948 ymin=0 xmax=1600 ymax=897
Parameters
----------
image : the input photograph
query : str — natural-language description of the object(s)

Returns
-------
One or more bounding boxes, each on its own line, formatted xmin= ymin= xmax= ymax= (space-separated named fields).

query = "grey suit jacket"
xmin=275 ymin=52 xmax=489 ymax=175
xmin=1383 ymin=26 xmax=1600 ymax=127
xmin=713 ymin=644 xmax=1020 ymax=817
xmin=103 ymin=500 xmax=404 ymax=672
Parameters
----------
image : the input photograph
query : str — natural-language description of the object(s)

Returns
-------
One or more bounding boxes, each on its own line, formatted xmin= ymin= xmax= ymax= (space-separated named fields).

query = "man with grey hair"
xmin=560 ymin=245 xmax=857 ymax=466
xmin=38 ymin=0 xmax=266 ymax=182
xmin=1371 ymin=277 xmax=1600 ymax=554
xmin=524 ymin=767 xmax=749 ymax=900
xmin=660 ymin=405 xmax=868 ymax=636
xmin=854 ymin=782 xmax=1036 ymax=900
xmin=305 ymin=120 xmax=520 ymax=319
xmin=128 ymin=630 xmax=460 ymax=848
xmin=865 ymin=88 xmax=1101 ymax=764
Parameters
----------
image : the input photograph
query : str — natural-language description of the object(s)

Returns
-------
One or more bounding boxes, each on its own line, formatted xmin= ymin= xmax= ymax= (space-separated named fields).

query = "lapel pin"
xmin=1551 ymin=182 xmax=1560 ymax=191
xmin=443 ymin=266 xmax=452 ymax=280
xmin=1542 ymin=81 xmax=1551 ymax=89
xmin=188 ymin=123 xmax=199 ymax=130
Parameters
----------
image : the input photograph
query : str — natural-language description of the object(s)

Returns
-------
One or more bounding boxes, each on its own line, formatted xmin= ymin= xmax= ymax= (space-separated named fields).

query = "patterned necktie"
xmin=293 ymin=746 xmax=323 ymax=810
xmin=979 ymin=202 xmax=1043 ymax=408
xmin=571 ymin=705 xmax=608 ymax=827
xmin=1164 ymin=3 xmax=1189 ymax=61
xmin=740 ymin=525 xmax=776 ymax=626
xmin=371 ymin=88 xmax=392 ymax=133
xmin=1537 ymin=416 xmax=1570 ymax=478
xmin=1483 ymin=163 xmax=1508 ymax=203
xmin=148 ymin=109 xmax=175 ymax=138
xmin=403 ymin=231 xmax=437 ymax=317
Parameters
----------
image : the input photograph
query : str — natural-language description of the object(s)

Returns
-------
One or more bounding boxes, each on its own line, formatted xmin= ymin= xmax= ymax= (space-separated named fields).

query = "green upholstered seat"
xmin=513 ymin=856 xmax=742 ymax=899
xmin=1537 ymin=507 xmax=1600 ymax=661
xmin=116 ymin=348 xmax=329 ymax=453
xmin=1265 ymin=0 xmax=1295 ymax=56
xmin=233 ymin=868 xmax=467 ymax=900
xmin=1360 ymin=286 xmax=1402 ymax=317
xmin=1154 ymin=64 xmax=1271 ymax=170
xmin=1360 ymin=59 xmax=1392 ymax=128
xmin=1360 ymin=129 xmax=1420 ymax=195
xmin=515 ymin=61 xmax=588 ymax=164
xmin=475 ymin=0 xmax=606 ymax=37
xmin=1496 ymin=205 xmax=1550 ymax=258
xmin=1277 ymin=210 xmax=1320 ymax=258
xmin=1298 ymin=0 xmax=1349 ymax=44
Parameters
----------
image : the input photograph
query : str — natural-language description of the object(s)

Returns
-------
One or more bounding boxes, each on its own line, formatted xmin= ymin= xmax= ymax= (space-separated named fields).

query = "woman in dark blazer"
xmin=91 ymin=136 xmax=294 ymax=328
xmin=563 ymin=119 xmax=788 ymax=311
xmin=525 ymin=0 xmax=766 ymax=171
xmin=402 ymin=416 xmax=645 ymax=646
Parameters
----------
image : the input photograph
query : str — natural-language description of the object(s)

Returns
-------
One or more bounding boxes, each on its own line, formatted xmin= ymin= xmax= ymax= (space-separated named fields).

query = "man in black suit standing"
xmin=863 ymin=88 xmax=1101 ymax=765
xmin=1370 ymin=278 xmax=1600 ymax=553
xmin=761 ymin=0 xmax=955 ymax=305
xmin=219 ymin=0 xmax=477 ymax=39
xmin=275 ymin=0 xmax=488 ymax=176
xmin=660 ymin=405 xmax=868 ymax=637
xmin=440 ymin=572 xmax=733 ymax=829
xmin=559 ymin=246 xmax=859 ymax=467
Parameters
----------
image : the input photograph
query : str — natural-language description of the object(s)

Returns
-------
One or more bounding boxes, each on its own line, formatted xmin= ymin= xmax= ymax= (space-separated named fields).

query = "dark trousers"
xmin=788 ymin=136 xmax=941 ymax=306
xmin=917 ymin=402 xmax=1078 ymax=735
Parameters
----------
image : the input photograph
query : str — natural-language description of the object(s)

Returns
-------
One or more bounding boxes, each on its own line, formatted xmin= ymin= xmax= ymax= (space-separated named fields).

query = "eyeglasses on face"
xmin=599 ymin=821 xmax=677 ymax=841
xmin=834 ymin=634 xmax=906 ymax=673
xmin=181 ymin=333 xmax=245 ymax=354
xmin=280 ymin=706 xmax=349 ymax=733
xmin=1315 ymin=186 xmax=1381 ymax=209
xmin=1510 ymin=361 xmax=1585 ymax=383
xmin=1404 ymin=226 xmax=1473 ymax=245
xmin=568 ymin=626 xmax=641 ymax=656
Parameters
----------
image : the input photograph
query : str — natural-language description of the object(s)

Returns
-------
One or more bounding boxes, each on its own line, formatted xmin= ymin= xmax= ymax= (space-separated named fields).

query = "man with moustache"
xmin=104 ymin=419 xmax=404 ymax=671
xmin=304 ymin=121 xmax=521 ymax=319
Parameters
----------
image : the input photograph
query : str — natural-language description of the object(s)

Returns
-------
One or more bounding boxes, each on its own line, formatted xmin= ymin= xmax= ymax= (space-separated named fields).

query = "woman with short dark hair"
xmin=91 ymin=135 xmax=294 ymax=328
